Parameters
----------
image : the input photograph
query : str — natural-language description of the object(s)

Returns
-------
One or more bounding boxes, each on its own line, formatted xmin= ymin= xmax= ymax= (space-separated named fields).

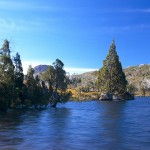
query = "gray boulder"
xmin=99 ymin=92 xmax=112 ymax=100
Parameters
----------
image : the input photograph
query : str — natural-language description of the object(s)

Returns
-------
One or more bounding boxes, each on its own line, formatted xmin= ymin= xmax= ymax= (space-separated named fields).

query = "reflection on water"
xmin=0 ymin=98 xmax=150 ymax=150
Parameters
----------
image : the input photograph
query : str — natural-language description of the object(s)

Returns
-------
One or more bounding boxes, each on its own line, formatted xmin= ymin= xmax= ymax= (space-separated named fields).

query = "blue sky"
xmin=0 ymin=0 xmax=150 ymax=74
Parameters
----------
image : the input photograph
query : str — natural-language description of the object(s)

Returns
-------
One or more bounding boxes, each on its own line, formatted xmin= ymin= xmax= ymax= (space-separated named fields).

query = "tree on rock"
xmin=97 ymin=40 xmax=128 ymax=98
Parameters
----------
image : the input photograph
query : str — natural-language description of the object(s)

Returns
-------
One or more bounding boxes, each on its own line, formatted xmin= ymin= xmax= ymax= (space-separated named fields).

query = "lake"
xmin=0 ymin=97 xmax=150 ymax=150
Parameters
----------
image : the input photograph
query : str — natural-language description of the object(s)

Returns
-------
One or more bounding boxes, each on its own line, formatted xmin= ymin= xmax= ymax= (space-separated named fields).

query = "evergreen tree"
xmin=51 ymin=59 xmax=70 ymax=107
xmin=1 ymin=39 xmax=11 ymax=56
xmin=97 ymin=65 xmax=109 ymax=92
xmin=25 ymin=66 xmax=46 ymax=108
xmin=25 ymin=65 xmax=37 ymax=107
xmin=14 ymin=53 xmax=24 ymax=88
xmin=41 ymin=65 xmax=55 ymax=102
xmin=53 ymin=59 xmax=67 ymax=92
xmin=41 ymin=65 xmax=55 ymax=93
xmin=0 ymin=39 xmax=15 ymax=111
xmin=41 ymin=59 xmax=70 ymax=107
xmin=34 ymin=75 xmax=46 ymax=107
xmin=14 ymin=52 xmax=24 ymax=105
xmin=97 ymin=40 xmax=127 ymax=94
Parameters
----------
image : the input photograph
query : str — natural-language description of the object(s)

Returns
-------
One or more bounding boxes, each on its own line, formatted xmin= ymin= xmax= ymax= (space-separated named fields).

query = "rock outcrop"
xmin=99 ymin=92 xmax=134 ymax=101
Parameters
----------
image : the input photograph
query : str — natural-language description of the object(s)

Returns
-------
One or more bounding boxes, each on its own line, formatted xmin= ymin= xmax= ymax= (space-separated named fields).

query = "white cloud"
xmin=22 ymin=60 xmax=97 ymax=75
xmin=64 ymin=67 xmax=98 ymax=75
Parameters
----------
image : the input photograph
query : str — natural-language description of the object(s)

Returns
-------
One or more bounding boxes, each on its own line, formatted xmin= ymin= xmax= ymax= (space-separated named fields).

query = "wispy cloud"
xmin=1 ymin=1 xmax=150 ymax=14
xmin=0 ymin=1 xmax=62 ymax=12
xmin=0 ymin=18 xmax=15 ymax=31
xmin=98 ymin=24 xmax=150 ymax=34
xmin=96 ymin=8 xmax=150 ymax=14
xmin=0 ymin=18 xmax=36 ymax=33
xmin=123 ymin=9 xmax=150 ymax=13
xmin=0 ymin=17 xmax=55 ymax=33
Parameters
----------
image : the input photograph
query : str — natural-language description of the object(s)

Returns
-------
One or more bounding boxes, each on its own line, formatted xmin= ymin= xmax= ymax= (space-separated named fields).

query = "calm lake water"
xmin=0 ymin=97 xmax=150 ymax=150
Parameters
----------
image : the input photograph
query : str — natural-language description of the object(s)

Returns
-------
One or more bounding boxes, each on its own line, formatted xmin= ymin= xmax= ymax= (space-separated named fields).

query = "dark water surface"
xmin=0 ymin=97 xmax=150 ymax=150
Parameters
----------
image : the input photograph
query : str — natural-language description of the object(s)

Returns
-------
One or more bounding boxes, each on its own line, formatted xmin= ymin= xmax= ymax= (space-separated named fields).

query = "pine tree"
xmin=41 ymin=59 xmax=70 ymax=107
xmin=25 ymin=65 xmax=46 ymax=108
xmin=41 ymin=65 xmax=55 ymax=93
xmin=1 ymin=39 xmax=11 ymax=56
xmin=14 ymin=52 xmax=24 ymax=105
xmin=0 ymin=39 xmax=15 ymax=111
xmin=98 ymin=40 xmax=127 ymax=94
xmin=97 ymin=65 xmax=109 ymax=92
xmin=14 ymin=53 xmax=24 ymax=88
xmin=25 ymin=65 xmax=37 ymax=107
xmin=41 ymin=65 xmax=55 ymax=102
xmin=53 ymin=59 xmax=67 ymax=92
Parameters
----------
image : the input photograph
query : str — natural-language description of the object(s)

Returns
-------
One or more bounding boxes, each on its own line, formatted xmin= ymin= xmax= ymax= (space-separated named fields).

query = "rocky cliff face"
xmin=71 ymin=71 xmax=98 ymax=87
xmin=124 ymin=64 xmax=150 ymax=90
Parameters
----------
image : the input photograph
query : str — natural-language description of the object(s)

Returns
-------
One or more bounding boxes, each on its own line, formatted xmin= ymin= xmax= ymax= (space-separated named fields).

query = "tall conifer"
xmin=98 ymin=40 xmax=127 ymax=94
xmin=0 ymin=39 xmax=15 ymax=110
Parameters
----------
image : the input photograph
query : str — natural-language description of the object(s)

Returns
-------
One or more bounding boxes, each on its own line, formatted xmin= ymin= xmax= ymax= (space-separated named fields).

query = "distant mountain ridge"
xmin=34 ymin=65 xmax=48 ymax=75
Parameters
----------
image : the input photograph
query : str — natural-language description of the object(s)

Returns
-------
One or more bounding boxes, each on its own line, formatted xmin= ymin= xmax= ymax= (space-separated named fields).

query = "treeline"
xmin=0 ymin=39 xmax=70 ymax=112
